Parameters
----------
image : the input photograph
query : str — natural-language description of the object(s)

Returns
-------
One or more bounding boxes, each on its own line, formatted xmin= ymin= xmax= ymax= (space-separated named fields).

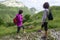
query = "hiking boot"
xmin=41 ymin=36 xmax=47 ymax=40
xmin=38 ymin=30 xmax=41 ymax=32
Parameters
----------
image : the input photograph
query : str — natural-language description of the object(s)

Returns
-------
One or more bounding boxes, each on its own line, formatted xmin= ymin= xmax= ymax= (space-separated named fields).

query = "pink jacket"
xmin=16 ymin=14 xmax=23 ymax=27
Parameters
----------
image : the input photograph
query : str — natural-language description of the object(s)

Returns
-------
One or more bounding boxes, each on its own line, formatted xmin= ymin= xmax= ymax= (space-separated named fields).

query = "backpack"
xmin=13 ymin=17 xmax=18 ymax=24
xmin=48 ymin=10 xmax=53 ymax=20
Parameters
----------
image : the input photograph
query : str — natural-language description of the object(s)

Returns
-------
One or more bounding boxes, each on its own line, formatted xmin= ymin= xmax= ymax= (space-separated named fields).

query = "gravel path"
xmin=0 ymin=29 xmax=60 ymax=40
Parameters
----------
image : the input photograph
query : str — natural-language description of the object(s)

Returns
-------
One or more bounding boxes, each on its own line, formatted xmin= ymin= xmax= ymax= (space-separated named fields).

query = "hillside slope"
xmin=0 ymin=4 xmax=31 ymax=25
xmin=32 ymin=6 xmax=60 ymax=29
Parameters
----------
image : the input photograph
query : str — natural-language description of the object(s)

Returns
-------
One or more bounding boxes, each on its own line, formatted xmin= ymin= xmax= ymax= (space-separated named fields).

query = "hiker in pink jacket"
xmin=16 ymin=11 xmax=23 ymax=27
xmin=15 ymin=10 xmax=25 ymax=38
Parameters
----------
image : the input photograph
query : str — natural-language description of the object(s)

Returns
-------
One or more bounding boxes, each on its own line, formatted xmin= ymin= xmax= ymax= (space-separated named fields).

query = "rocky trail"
xmin=0 ymin=29 xmax=60 ymax=40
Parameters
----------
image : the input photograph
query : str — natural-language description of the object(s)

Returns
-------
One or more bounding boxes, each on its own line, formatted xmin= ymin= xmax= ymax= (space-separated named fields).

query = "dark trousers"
xmin=17 ymin=26 xmax=24 ymax=33
xmin=41 ymin=22 xmax=48 ymax=31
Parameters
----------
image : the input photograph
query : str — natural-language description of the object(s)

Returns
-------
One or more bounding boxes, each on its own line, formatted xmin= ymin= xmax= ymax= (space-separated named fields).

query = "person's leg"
xmin=41 ymin=23 xmax=44 ymax=30
xmin=16 ymin=27 xmax=21 ymax=38
xmin=38 ymin=23 xmax=44 ymax=32
xmin=22 ymin=26 xmax=26 ymax=33
xmin=17 ymin=27 xmax=21 ymax=33
xmin=44 ymin=22 xmax=48 ymax=37
xmin=41 ymin=22 xmax=48 ymax=40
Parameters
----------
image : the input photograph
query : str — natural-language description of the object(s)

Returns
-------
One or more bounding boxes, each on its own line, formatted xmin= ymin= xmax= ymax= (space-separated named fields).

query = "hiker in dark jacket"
xmin=41 ymin=2 xmax=49 ymax=38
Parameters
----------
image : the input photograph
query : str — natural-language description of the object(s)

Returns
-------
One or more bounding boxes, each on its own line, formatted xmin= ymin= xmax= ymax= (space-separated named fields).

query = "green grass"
xmin=0 ymin=24 xmax=41 ymax=36
xmin=0 ymin=4 xmax=60 ymax=37
xmin=0 ymin=25 xmax=16 ymax=36
xmin=0 ymin=4 xmax=31 ymax=24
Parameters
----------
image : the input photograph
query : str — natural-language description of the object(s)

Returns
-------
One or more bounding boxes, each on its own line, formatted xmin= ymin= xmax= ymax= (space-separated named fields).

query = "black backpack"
xmin=48 ymin=10 xmax=53 ymax=20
